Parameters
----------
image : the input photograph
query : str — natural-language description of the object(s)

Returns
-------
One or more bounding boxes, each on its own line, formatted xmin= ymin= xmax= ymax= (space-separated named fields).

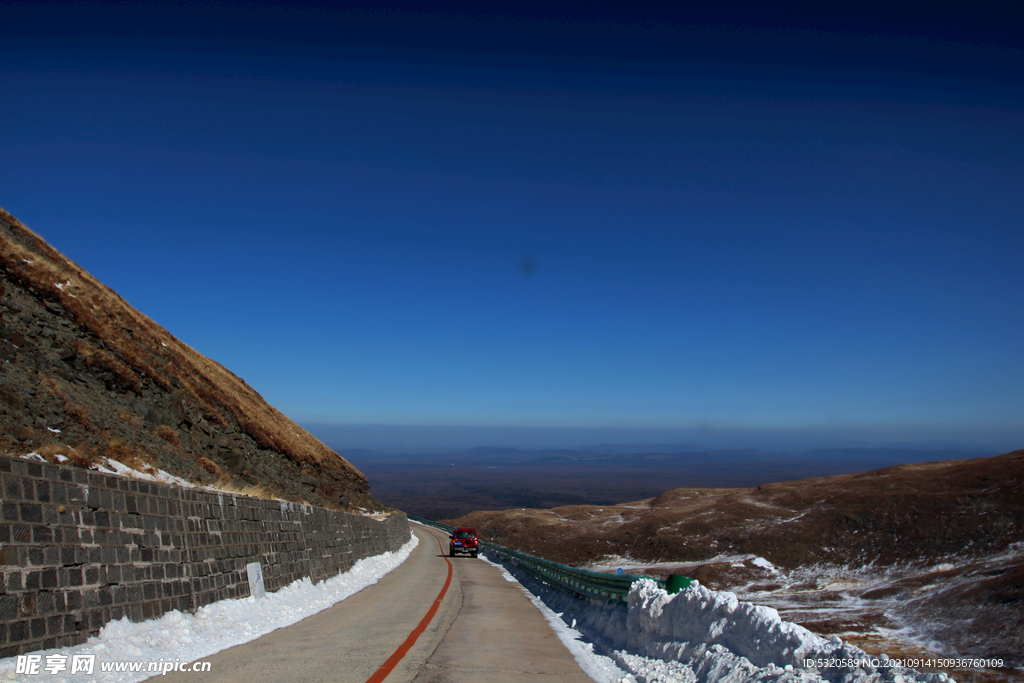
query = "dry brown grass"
xmin=213 ymin=480 xmax=275 ymax=500
xmin=154 ymin=424 xmax=179 ymax=446
xmin=38 ymin=378 xmax=100 ymax=434
xmin=72 ymin=339 xmax=95 ymax=359
xmin=34 ymin=443 xmax=65 ymax=459
xmin=103 ymin=438 xmax=156 ymax=473
xmin=118 ymin=411 xmax=140 ymax=427
xmin=196 ymin=456 xmax=221 ymax=477
xmin=62 ymin=444 xmax=102 ymax=468
xmin=65 ymin=404 xmax=95 ymax=432
xmin=34 ymin=442 xmax=83 ymax=464
xmin=0 ymin=206 xmax=362 ymax=481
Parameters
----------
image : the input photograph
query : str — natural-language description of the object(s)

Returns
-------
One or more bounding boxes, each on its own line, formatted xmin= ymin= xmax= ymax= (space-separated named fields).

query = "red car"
xmin=449 ymin=528 xmax=479 ymax=557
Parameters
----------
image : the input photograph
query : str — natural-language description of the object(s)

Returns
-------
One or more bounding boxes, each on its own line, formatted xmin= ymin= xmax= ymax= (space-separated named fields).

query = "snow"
xmin=19 ymin=453 xmax=201 ymax=490
xmin=587 ymin=553 xmax=753 ymax=574
xmin=0 ymin=482 xmax=964 ymax=683
xmin=479 ymin=554 xmax=631 ymax=683
xmin=484 ymin=549 xmax=954 ymax=683
xmin=0 ymin=534 xmax=418 ymax=683
xmin=18 ymin=455 xmax=297 ymax=506
xmin=91 ymin=459 xmax=198 ymax=489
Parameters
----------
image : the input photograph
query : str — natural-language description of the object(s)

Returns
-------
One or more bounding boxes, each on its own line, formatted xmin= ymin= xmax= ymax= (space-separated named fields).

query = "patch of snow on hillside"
xmin=0 ymin=534 xmax=418 ymax=683
xmin=486 ymin=550 xmax=953 ymax=683
xmin=19 ymin=453 xmax=201 ymax=489
xmin=587 ymin=553 xmax=753 ymax=574
xmin=93 ymin=458 xmax=196 ymax=488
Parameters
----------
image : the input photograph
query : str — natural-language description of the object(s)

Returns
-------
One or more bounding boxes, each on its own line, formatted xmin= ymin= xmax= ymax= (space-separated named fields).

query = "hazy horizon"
xmin=303 ymin=422 xmax=1018 ymax=455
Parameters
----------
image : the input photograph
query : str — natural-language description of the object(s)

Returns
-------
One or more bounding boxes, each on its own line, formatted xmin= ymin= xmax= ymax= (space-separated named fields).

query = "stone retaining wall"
xmin=0 ymin=454 xmax=409 ymax=656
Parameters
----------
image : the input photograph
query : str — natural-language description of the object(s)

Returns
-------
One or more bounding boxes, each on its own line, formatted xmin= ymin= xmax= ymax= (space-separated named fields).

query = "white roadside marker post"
xmin=247 ymin=562 xmax=266 ymax=600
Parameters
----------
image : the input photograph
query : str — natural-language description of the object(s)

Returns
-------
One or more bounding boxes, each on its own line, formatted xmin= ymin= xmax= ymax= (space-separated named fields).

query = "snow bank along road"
xmin=2 ymin=521 xmax=961 ymax=683
xmin=157 ymin=524 xmax=590 ymax=683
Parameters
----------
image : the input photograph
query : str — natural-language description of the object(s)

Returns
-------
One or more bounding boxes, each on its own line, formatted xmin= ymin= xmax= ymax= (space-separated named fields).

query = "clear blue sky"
xmin=2 ymin=2 xmax=1022 ymax=451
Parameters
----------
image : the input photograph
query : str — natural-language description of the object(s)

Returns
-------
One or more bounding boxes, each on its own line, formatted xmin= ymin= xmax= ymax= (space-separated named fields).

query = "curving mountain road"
xmin=158 ymin=524 xmax=591 ymax=683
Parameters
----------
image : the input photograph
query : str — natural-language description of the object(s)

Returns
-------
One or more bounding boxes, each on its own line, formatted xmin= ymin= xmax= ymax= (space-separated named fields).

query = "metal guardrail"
xmin=407 ymin=514 xmax=692 ymax=603
xmin=408 ymin=514 xmax=456 ymax=534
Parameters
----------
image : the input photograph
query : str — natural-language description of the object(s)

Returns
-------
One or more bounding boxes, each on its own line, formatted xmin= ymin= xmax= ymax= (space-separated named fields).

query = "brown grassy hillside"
xmin=452 ymin=450 xmax=1024 ymax=670
xmin=453 ymin=449 xmax=1024 ymax=570
xmin=0 ymin=206 xmax=383 ymax=511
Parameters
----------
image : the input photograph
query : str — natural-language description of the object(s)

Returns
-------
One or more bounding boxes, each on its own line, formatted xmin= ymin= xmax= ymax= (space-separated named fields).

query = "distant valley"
xmin=336 ymin=444 xmax=993 ymax=519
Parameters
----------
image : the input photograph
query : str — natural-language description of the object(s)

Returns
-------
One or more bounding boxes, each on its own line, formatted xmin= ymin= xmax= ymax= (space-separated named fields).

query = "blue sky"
xmin=2 ymin=2 xmax=1022 ymax=451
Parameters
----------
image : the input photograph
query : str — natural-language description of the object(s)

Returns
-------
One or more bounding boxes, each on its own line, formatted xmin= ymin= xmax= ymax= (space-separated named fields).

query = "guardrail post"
xmin=665 ymin=574 xmax=692 ymax=594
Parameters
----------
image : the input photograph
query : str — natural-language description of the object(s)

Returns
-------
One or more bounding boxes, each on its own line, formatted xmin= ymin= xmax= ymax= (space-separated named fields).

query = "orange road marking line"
xmin=364 ymin=533 xmax=453 ymax=683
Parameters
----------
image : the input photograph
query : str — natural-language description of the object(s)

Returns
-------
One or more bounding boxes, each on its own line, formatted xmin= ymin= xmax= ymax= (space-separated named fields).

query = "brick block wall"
xmin=0 ymin=454 xmax=409 ymax=656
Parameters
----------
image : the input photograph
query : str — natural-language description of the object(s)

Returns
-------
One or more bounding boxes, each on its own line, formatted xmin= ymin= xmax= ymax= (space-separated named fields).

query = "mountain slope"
xmin=0 ymin=207 xmax=382 ymax=510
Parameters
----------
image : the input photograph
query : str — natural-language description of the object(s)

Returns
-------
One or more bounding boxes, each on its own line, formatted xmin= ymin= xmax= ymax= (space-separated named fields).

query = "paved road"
xmin=158 ymin=524 xmax=591 ymax=683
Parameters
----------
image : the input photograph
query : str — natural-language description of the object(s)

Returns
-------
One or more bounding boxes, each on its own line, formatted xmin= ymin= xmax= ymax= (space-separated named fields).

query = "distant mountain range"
xmin=338 ymin=444 xmax=993 ymax=519
xmin=584 ymin=443 xmax=712 ymax=453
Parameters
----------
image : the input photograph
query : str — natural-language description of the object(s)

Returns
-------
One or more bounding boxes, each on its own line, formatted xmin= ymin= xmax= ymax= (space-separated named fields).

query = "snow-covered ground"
xmin=0 ymin=535 xmax=418 ymax=682
xmin=0 ymin=504 xmax=963 ymax=683
xmin=484 ymin=549 xmax=955 ymax=683
xmin=586 ymin=548 xmax=1021 ymax=682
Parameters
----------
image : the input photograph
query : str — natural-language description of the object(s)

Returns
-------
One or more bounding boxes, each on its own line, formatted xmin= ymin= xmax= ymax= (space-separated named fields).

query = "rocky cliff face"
xmin=0 ymin=207 xmax=384 ymax=511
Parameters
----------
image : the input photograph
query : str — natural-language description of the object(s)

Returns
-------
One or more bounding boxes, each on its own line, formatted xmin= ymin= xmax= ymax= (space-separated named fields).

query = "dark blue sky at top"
xmin=1 ymin=2 xmax=1022 ymax=450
